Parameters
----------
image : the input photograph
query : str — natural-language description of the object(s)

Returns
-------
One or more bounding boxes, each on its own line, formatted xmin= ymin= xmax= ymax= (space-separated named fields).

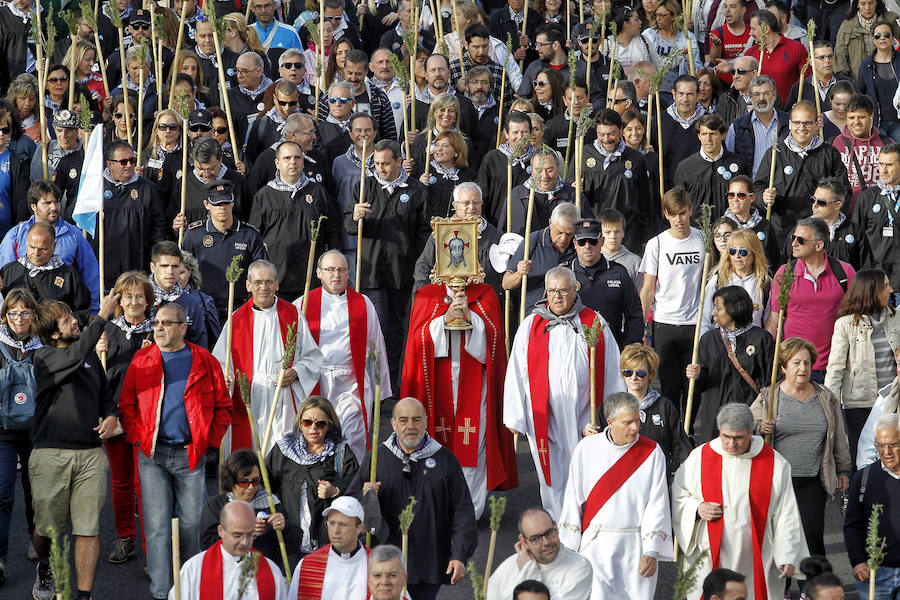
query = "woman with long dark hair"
xmin=532 ymin=68 xmax=565 ymax=121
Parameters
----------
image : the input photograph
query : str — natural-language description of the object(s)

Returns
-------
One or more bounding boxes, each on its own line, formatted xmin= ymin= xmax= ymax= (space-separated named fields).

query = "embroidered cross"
xmin=435 ymin=417 xmax=451 ymax=442
xmin=538 ymin=438 xmax=549 ymax=465
xmin=457 ymin=417 xmax=476 ymax=445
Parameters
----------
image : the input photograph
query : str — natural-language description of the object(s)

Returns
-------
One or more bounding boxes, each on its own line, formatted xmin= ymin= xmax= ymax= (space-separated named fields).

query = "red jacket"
xmin=119 ymin=342 xmax=232 ymax=470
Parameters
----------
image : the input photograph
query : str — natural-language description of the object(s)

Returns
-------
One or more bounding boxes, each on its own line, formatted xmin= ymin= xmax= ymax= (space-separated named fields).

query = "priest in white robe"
xmin=672 ymin=403 xmax=809 ymax=600
xmin=504 ymin=267 xmax=624 ymax=518
xmin=558 ymin=392 xmax=673 ymax=600
xmin=213 ymin=259 xmax=323 ymax=454
xmin=294 ymin=250 xmax=391 ymax=463
xmin=171 ymin=501 xmax=287 ymax=600
xmin=486 ymin=507 xmax=593 ymax=600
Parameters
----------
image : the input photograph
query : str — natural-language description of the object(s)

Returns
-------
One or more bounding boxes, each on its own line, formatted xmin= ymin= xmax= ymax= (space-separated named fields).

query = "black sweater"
xmin=844 ymin=462 xmax=900 ymax=568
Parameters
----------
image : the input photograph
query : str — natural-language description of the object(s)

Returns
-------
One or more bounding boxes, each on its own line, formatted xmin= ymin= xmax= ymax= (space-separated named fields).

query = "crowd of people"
xmin=0 ymin=0 xmax=899 ymax=597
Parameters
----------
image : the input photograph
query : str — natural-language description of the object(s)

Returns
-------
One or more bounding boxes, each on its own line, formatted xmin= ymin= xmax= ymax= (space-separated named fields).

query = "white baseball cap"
xmin=488 ymin=233 xmax=525 ymax=273
xmin=322 ymin=495 xmax=365 ymax=520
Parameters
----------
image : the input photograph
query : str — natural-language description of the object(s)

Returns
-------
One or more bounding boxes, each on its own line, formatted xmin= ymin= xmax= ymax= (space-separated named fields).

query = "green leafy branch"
xmin=79 ymin=93 xmax=92 ymax=130
xmin=467 ymin=561 xmax=486 ymax=600
xmin=310 ymin=215 xmax=327 ymax=241
xmin=698 ymin=203 xmax=713 ymax=253
xmin=225 ymin=255 xmax=244 ymax=284
xmin=61 ymin=9 xmax=78 ymax=37
xmin=237 ymin=550 xmax=260 ymax=599
xmin=867 ymin=504 xmax=887 ymax=571
xmin=280 ymin=323 xmax=298 ymax=371
xmin=368 ymin=340 xmax=381 ymax=386
xmin=673 ymin=548 xmax=709 ymax=600
xmin=582 ymin=315 xmax=602 ymax=346
xmin=399 ymin=495 xmax=417 ymax=533
xmin=48 ymin=527 xmax=72 ymax=600
xmin=109 ymin=0 xmax=122 ymax=29
xmin=79 ymin=0 xmax=97 ymax=31
xmin=776 ymin=259 xmax=795 ymax=313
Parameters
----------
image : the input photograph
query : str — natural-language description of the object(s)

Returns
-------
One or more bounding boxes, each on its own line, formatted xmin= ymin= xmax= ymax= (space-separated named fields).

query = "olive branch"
xmin=867 ymin=503 xmax=887 ymax=571
xmin=673 ymin=549 xmax=709 ymax=600
xmin=368 ymin=340 xmax=382 ymax=386
xmin=225 ymin=254 xmax=244 ymax=284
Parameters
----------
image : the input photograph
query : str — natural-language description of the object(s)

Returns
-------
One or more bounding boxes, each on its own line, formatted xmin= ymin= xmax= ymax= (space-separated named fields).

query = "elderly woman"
xmin=686 ymin=286 xmax=775 ymax=443
xmin=110 ymin=45 xmax=158 ymax=125
xmin=7 ymin=74 xmax=41 ymax=142
xmin=200 ymin=449 xmax=300 ymax=564
xmin=418 ymin=131 xmax=476 ymax=220
xmin=584 ymin=344 xmax=691 ymax=477
xmin=835 ymin=0 xmax=900 ymax=80
xmin=825 ymin=269 xmax=900 ymax=466
xmin=43 ymin=64 xmax=69 ymax=121
xmin=0 ymin=289 xmax=40 ymax=572
xmin=751 ymin=337 xmax=852 ymax=557
xmin=266 ymin=396 xmax=359 ymax=553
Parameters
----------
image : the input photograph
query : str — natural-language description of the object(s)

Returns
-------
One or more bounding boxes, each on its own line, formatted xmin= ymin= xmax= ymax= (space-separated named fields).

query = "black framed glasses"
xmin=524 ymin=527 xmax=559 ymax=544
xmin=110 ymin=156 xmax=137 ymax=165
xmin=281 ymin=61 xmax=304 ymax=70
xmin=213 ymin=126 xmax=228 ymax=135
xmin=234 ymin=477 xmax=261 ymax=488
xmin=47 ymin=76 xmax=69 ymax=84
xmin=734 ymin=68 xmax=755 ymax=75
xmin=812 ymin=195 xmax=840 ymax=207
xmin=533 ymin=79 xmax=550 ymax=88
xmin=0 ymin=127 xmax=11 ymax=135
xmin=151 ymin=318 xmax=184 ymax=327
xmin=791 ymin=234 xmax=811 ymax=245
xmin=131 ymin=23 xmax=151 ymax=30
xmin=301 ymin=418 xmax=330 ymax=430
xmin=729 ymin=247 xmax=750 ymax=257
xmin=113 ymin=112 xmax=136 ymax=120
xmin=276 ymin=99 xmax=299 ymax=107
xmin=874 ymin=32 xmax=893 ymax=39
xmin=157 ymin=123 xmax=179 ymax=131
xmin=576 ymin=238 xmax=599 ymax=246
xmin=189 ymin=124 xmax=212 ymax=132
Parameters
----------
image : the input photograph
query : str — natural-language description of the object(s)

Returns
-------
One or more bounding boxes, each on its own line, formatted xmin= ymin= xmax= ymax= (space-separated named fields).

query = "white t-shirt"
xmin=639 ymin=227 xmax=705 ymax=325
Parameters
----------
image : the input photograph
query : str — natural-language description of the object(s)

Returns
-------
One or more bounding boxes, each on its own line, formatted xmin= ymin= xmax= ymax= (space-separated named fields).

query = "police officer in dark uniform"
xmin=568 ymin=218 xmax=643 ymax=349
xmin=182 ymin=179 xmax=268 ymax=322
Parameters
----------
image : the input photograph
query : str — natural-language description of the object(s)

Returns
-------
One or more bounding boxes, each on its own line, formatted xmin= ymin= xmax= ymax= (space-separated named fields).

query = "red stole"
xmin=230 ymin=298 xmax=299 ymax=450
xmin=527 ymin=307 xmax=606 ymax=485
xmin=296 ymin=543 xmax=371 ymax=600
xmin=199 ymin=540 xmax=276 ymax=600
xmin=305 ymin=287 xmax=371 ymax=449
xmin=581 ymin=435 xmax=656 ymax=531
xmin=701 ymin=442 xmax=775 ymax=600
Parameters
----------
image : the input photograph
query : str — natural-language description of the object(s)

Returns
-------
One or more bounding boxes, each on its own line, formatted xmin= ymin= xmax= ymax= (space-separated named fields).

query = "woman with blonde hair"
xmin=641 ymin=0 xmax=701 ymax=91
xmin=63 ymin=39 xmax=104 ymax=105
xmin=418 ymin=130 xmax=476 ymax=219
xmin=699 ymin=228 xmax=771 ymax=336
xmin=221 ymin=13 xmax=270 ymax=86
xmin=141 ymin=109 xmax=182 ymax=187
xmin=174 ymin=49 xmax=211 ymax=102
xmin=6 ymin=74 xmax=41 ymax=142
xmin=408 ymin=93 xmax=467 ymax=176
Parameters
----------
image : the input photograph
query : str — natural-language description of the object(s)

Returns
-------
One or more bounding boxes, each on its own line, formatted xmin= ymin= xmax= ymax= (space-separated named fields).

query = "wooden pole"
xmin=209 ymin=6 xmax=242 ymax=165
xmin=365 ymin=343 xmax=383 ymax=547
xmin=682 ymin=251 xmax=711 ymax=434
xmin=261 ymin=368 xmax=289 ymax=452
xmin=765 ymin=142 xmax=777 ymax=220
xmin=655 ymin=90 xmax=664 ymax=199
xmin=177 ymin=118 xmax=188 ymax=247
xmin=137 ymin=58 xmax=145 ymax=167
xmin=518 ymin=0 xmax=529 ymax=72
xmin=300 ymin=217 xmax=325 ymax=315
xmin=605 ymin=38 xmax=617 ymax=107
xmin=483 ymin=529 xmax=499 ymax=589
xmin=589 ymin=345 xmax=597 ymax=425
xmin=92 ymin=32 xmax=110 ymax=96
xmin=67 ymin=36 xmax=76 ymax=111
xmin=424 ymin=128 xmax=433 ymax=180
xmin=645 ymin=88 xmax=653 ymax=149
xmin=496 ymin=66 xmax=506 ymax=147
xmin=171 ymin=517 xmax=181 ymax=600
xmin=355 ymin=137 xmax=368 ymax=291
xmin=519 ymin=186 xmax=535 ymax=323
xmin=503 ymin=159 xmax=512 ymax=354
xmin=117 ymin=26 xmax=132 ymax=145
xmin=316 ymin=0 xmax=325 ymax=119
xmin=764 ymin=310 xmax=785 ymax=445
xmin=410 ymin=1 xmax=417 ymax=137
xmin=36 ymin=57 xmax=49 ymax=180
xmin=168 ymin=3 xmax=189 ymax=108
xmin=451 ymin=0 xmax=465 ymax=79
xmin=808 ymin=38 xmax=824 ymax=139
xmin=574 ymin=133 xmax=583 ymax=213
xmin=562 ymin=98 xmax=575 ymax=178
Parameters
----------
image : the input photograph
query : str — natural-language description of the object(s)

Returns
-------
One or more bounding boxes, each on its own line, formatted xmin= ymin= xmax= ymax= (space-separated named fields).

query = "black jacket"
xmin=852 ymin=186 xmax=900 ymax=288
xmin=570 ymin=257 xmax=643 ymax=349
xmin=0 ymin=261 xmax=92 ymax=324
xmin=674 ymin=150 xmax=749 ymax=221
xmin=0 ymin=4 xmax=40 ymax=93
xmin=844 ymin=462 xmax=900 ymax=569
xmin=501 ymin=182 xmax=590 ymax=236
xmin=476 ymin=148 xmax=532 ymax=226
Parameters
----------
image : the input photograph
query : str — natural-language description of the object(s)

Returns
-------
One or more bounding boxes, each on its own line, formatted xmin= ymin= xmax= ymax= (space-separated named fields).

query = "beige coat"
xmin=824 ymin=313 xmax=900 ymax=409
xmin=750 ymin=382 xmax=852 ymax=498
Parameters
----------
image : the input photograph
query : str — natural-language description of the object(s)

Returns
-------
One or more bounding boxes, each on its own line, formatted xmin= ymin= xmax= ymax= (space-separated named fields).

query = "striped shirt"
xmin=774 ymin=390 xmax=826 ymax=478
xmin=870 ymin=311 xmax=896 ymax=390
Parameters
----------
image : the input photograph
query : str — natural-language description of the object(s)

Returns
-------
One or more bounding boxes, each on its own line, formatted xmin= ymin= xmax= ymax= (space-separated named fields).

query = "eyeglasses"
xmin=534 ymin=41 xmax=552 ymax=48
xmin=576 ymin=238 xmax=599 ymax=246
xmin=545 ymin=287 xmax=573 ymax=297
xmin=157 ymin=123 xmax=179 ymax=131
xmin=249 ymin=279 xmax=277 ymax=287
xmin=791 ymin=120 xmax=815 ymax=128
xmin=812 ymin=196 xmax=840 ymax=207
xmin=110 ymin=156 xmax=137 ymax=165
xmin=234 ymin=68 xmax=260 ymax=76
xmin=131 ymin=23 xmax=151 ymax=30
xmin=734 ymin=68 xmax=755 ymax=75
xmin=654 ymin=11 xmax=673 ymax=17
xmin=533 ymin=79 xmax=550 ymax=88
xmin=727 ymin=191 xmax=751 ymax=200
xmin=613 ymin=98 xmax=629 ymax=104
xmin=729 ymin=247 xmax=750 ymax=257
xmin=874 ymin=32 xmax=893 ymax=39
xmin=791 ymin=234 xmax=813 ymax=245
xmin=621 ymin=369 xmax=649 ymax=378
xmin=320 ymin=266 xmax=348 ymax=274
xmin=323 ymin=15 xmax=342 ymax=22
xmin=329 ymin=97 xmax=351 ymax=104
xmin=0 ymin=127 xmax=11 ymax=135
xmin=47 ymin=76 xmax=69 ymax=84
xmin=524 ymin=527 xmax=559 ymax=544
xmin=276 ymin=99 xmax=299 ymax=107
xmin=234 ymin=477 xmax=262 ymax=488
xmin=713 ymin=231 xmax=733 ymax=241
xmin=113 ymin=112 xmax=136 ymax=120
xmin=875 ymin=441 xmax=900 ymax=451
xmin=213 ymin=126 xmax=229 ymax=135
xmin=301 ymin=418 xmax=330 ymax=429
xmin=189 ymin=124 xmax=212 ymax=132
xmin=6 ymin=311 xmax=32 ymax=320
xmin=814 ymin=53 xmax=835 ymax=60
xmin=151 ymin=319 xmax=184 ymax=327
xmin=750 ymin=90 xmax=774 ymax=99
xmin=281 ymin=62 xmax=304 ymax=70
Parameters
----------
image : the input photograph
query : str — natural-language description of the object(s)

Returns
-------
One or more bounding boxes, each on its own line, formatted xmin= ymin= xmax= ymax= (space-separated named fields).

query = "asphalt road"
xmin=3 ymin=430 xmax=861 ymax=599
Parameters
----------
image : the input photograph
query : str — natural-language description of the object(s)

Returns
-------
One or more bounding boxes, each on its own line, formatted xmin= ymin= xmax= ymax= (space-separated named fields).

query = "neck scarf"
xmin=368 ymin=75 xmax=396 ymax=92
xmin=667 ymin=102 xmax=704 ymax=129
xmin=374 ymin=168 xmax=409 ymax=193
xmin=344 ymin=146 xmax=373 ymax=172
xmin=325 ymin=114 xmax=350 ymax=131
xmin=592 ymin=138 xmax=626 ymax=169
xmin=508 ymin=4 xmax=525 ymax=24
xmin=498 ymin=142 xmax=537 ymax=167
xmin=8 ymin=1 xmax=33 ymax=21
xmin=151 ymin=275 xmax=183 ymax=304
xmin=469 ymin=94 xmax=497 ymax=117
xmin=858 ymin=11 xmax=877 ymax=32
xmin=532 ymin=297 xmax=587 ymax=333
xmin=384 ymin=432 xmax=442 ymax=461
xmin=431 ymin=160 xmax=460 ymax=180
xmin=125 ymin=72 xmax=155 ymax=94
xmin=276 ymin=434 xmax=335 ymax=465
xmin=195 ymin=46 xmax=217 ymax=67
xmin=878 ymin=180 xmax=900 ymax=195
xmin=721 ymin=322 xmax=753 ymax=350
xmin=268 ymin=170 xmax=310 ymax=197
xmin=416 ymin=84 xmax=456 ymax=104
xmin=112 ymin=315 xmax=153 ymax=340
xmin=638 ymin=387 xmax=660 ymax=423
xmin=524 ymin=176 xmax=566 ymax=196
xmin=827 ymin=212 xmax=846 ymax=241
xmin=238 ymin=75 xmax=273 ymax=97
xmin=724 ymin=207 xmax=762 ymax=230
xmin=194 ymin=162 xmax=228 ymax=184
xmin=784 ymin=133 xmax=822 ymax=158
xmin=103 ymin=167 xmax=138 ymax=188
xmin=44 ymin=96 xmax=60 ymax=112
xmin=0 ymin=324 xmax=40 ymax=352
xmin=18 ymin=254 xmax=64 ymax=277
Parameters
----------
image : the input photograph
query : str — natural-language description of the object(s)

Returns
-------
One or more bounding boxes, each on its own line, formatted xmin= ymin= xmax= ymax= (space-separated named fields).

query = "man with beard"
xmin=346 ymin=397 xmax=477 ymax=600
xmin=517 ymin=25 xmax=569 ymax=99
xmin=756 ymin=100 xmax=848 ymax=237
xmin=722 ymin=175 xmax=782 ymax=268
xmin=542 ymin=79 xmax=595 ymax=159
xmin=264 ymin=49 xmax=314 ymax=114
xmin=245 ymin=80 xmax=300 ymax=162
xmin=464 ymin=66 xmax=501 ymax=166
xmin=485 ymin=508 xmax=592 ymax=600
xmin=503 ymin=150 xmax=583 ymax=236
xmin=674 ymin=114 xmax=749 ymax=220
xmin=414 ymin=54 xmax=478 ymax=140
xmin=578 ymin=109 xmax=652 ymax=250
xmin=450 ymin=24 xmax=514 ymax=103
xmin=725 ymin=75 xmax=789 ymax=178
xmin=477 ymin=111 xmax=537 ymax=225
xmin=650 ymin=75 xmax=704 ymax=189
xmin=250 ymin=141 xmax=341 ymax=300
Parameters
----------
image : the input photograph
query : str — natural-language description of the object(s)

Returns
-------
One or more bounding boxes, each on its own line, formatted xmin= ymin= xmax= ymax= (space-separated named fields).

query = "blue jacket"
xmin=0 ymin=217 xmax=100 ymax=311
xmin=728 ymin=109 xmax=790 ymax=175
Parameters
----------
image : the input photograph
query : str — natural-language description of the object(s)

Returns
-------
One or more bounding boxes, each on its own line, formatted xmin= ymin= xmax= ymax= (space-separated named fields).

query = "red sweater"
xmin=744 ymin=35 xmax=808 ymax=102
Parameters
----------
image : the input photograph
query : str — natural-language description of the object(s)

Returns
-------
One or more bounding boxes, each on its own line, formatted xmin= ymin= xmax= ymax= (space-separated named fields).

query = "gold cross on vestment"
xmin=458 ymin=417 xmax=476 ymax=445
xmin=435 ymin=417 xmax=451 ymax=442
xmin=538 ymin=438 xmax=549 ymax=465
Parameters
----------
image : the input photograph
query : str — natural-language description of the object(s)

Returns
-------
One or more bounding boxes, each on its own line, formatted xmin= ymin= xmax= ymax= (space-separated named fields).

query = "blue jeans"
xmin=0 ymin=435 xmax=33 ymax=560
xmin=856 ymin=565 xmax=900 ymax=600
xmin=138 ymin=444 xmax=205 ymax=599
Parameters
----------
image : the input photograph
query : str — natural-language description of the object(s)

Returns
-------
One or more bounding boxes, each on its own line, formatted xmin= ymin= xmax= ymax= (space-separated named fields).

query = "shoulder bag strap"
xmin=720 ymin=331 xmax=760 ymax=394
xmin=842 ymin=135 xmax=868 ymax=189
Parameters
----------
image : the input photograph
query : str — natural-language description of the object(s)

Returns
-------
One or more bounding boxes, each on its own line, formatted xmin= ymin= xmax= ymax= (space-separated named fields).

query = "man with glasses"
xmin=852 ymin=142 xmax=900 ymax=297
xmin=183 ymin=180 xmax=267 ymax=322
xmin=161 ymin=108 xmax=217 ymax=202
xmin=318 ymin=0 xmax=363 ymax=50
xmin=106 ymin=9 xmax=172 ymax=87
xmin=246 ymin=79 xmax=300 ymax=160
xmin=294 ymin=250 xmax=389 ymax=462
xmin=722 ymin=174 xmax=781 ymax=267
xmin=798 ymin=176 xmax=869 ymax=270
xmin=766 ymin=217 xmax=854 ymax=382
xmin=248 ymin=112 xmax=332 ymax=197
xmin=516 ymin=24 xmax=568 ymax=99
xmin=120 ymin=301 xmax=232 ymax=600
xmin=675 ymin=113 xmax=748 ymax=220
xmin=227 ymin=52 xmax=273 ymax=146
xmin=785 ymin=40 xmax=852 ymax=111
xmin=845 ymin=414 xmax=900 ymax=600
xmin=833 ymin=94 xmax=893 ymax=211
xmin=755 ymin=100 xmax=848 ymax=236
xmin=725 ymin=75 xmax=788 ymax=179
xmin=572 ymin=22 xmax=611 ymax=107
xmin=505 ymin=266 xmax=624 ymax=517
xmin=451 ymin=23 xmax=514 ymax=104
xmin=567 ymin=218 xmax=642 ymax=349
xmin=505 ymin=149 xmax=580 ymax=236
xmin=485 ymin=507 xmax=592 ymax=600
xmin=721 ymin=55 xmax=758 ymax=116
xmin=267 ymin=49 xmax=312 ymax=115
xmin=212 ymin=258 xmax=321 ymax=455
xmin=99 ymin=140 xmax=167 ymax=287
xmin=609 ymin=80 xmax=637 ymax=116
xmin=320 ymin=81 xmax=357 ymax=151
xmin=172 ymin=137 xmax=249 ymax=229
xmin=543 ymin=78 xmax=595 ymax=158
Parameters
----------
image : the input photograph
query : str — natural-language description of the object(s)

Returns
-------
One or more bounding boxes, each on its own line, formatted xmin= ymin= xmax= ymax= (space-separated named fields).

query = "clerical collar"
xmin=252 ymin=301 xmax=277 ymax=311
xmin=331 ymin=542 xmax=364 ymax=559
xmin=322 ymin=288 xmax=347 ymax=298
xmin=700 ymin=147 xmax=724 ymax=162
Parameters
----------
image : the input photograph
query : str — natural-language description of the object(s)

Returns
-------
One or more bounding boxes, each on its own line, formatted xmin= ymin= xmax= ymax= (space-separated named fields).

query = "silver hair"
xmin=875 ymin=413 xmax=900 ymax=434
xmin=284 ymin=112 xmax=306 ymax=136
xmin=550 ymin=201 xmax=579 ymax=224
xmin=527 ymin=112 xmax=545 ymax=126
xmin=328 ymin=80 xmax=353 ymax=98
xmin=716 ymin=403 xmax=755 ymax=434
xmin=237 ymin=51 xmax=264 ymax=70
xmin=748 ymin=74 xmax=776 ymax=94
xmin=452 ymin=181 xmax=482 ymax=204
xmin=248 ymin=259 xmax=278 ymax=279
xmin=544 ymin=266 xmax=576 ymax=287
xmin=125 ymin=44 xmax=151 ymax=68
xmin=602 ymin=392 xmax=640 ymax=421
xmin=316 ymin=249 xmax=349 ymax=269
xmin=279 ymin=48 xmax=304 ymax=66
xmin=369 ymin=545 xmax=407 ymax=574
xmin=533 ymin=148 xmax=562 ymax=168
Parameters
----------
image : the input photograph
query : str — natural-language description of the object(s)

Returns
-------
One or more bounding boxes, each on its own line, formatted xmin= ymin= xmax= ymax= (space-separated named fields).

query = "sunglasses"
xmin=577 ymin=36 xmax=600 ymax=44
xmin=47 ymin=76 xmax=69 ymax=84
xmin=301 ymin=418 xmax=329 ymax=430
xmin=812 ymin=196 xmax=839 ymax=207
xmin=276 ymin=99 xmax=299 ymax=107
xmin=282 ymin=61 xmax=304 ymax=70
xmin=110 ymin=156 xmax=137 ymax=165
xmin=131 ymin=23 xmax=151 ymax=30
xmin=576 ymin=238 xmax=599 ymax=246
xmin=791 ymin=234 xmax=814 ymax=245
xmin=213 ymin=126 xmax=228 ymax=135
xmin=0 ymin=127 xmax=10 ymax=135
xmin=189 ymin=124 xmax=212 ymax=132
xmin=874 ymin=32 xmax=893 ymax=39
xmin=734 ymin=68 xmax=755 ymax=75
xmin=113 ymin=112 xmax=136 ymax=120
xmin=729 ymin=247 xmax=750 ymax=257
xmin=533 ymin=79 xmax=549 ymax=88
xmin=234 ymin=477 xmax=261 ymax=488
xmin=157 ymin=123 xmax=179 ymax=131
xmin=622 ymin=369 xmax=648 ymax=378
xmin=727 ymin=191 xmax=751 ymax=200
xmin=328 ymin=97 xmax=351 ymax=104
